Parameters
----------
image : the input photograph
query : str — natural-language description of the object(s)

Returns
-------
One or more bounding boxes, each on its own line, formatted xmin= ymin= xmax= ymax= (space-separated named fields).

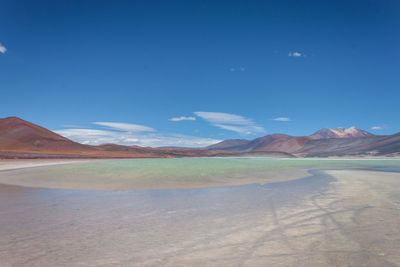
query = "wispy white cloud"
xmin=169 ymin=116 xmax=196 ymax=122
xmin=55 ymin=121 xmax=220 ymax=147
xmin=288 ymin=51 xmax=305 ymax=58
xmin=195 ymin=112 xmax=250 ymax=125
xmin=56 ymin=128 xmax=220 ymax=147
xmin=273 ymin=117 xmax=291 ymax=122
xmin=0 ymin=43 xmax=7 ymax=54
xmin=371 ymin=125 xmax=385 ymax=130
xmin=229 ymin=66 xmax=245 ymax=72
xmin=93 ymin=122 xmax=155 ymax=132
xmin=55 ymin=128 xmax=123 ymax=145
xmin=194 ymin=111 xmax=265 ymax=135
xmin=213 ymin=124 xmax=264 ymax=134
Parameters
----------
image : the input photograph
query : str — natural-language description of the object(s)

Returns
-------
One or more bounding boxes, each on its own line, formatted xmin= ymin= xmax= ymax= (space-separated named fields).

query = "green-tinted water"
xmin=48 ymin=157 xmax=400 ymax=179
xmin=1 ymin=157 xmax=399 ymax=190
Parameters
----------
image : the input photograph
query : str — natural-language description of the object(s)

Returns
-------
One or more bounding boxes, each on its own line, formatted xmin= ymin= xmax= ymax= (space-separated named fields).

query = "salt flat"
xmin=0 ymin=158 xmax=399 ymax=266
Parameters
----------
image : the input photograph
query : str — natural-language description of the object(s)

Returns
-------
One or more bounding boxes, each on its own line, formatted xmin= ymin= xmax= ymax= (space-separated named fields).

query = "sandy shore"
xmin=0 ymin=168 xmax=400 ymax=266
xmin=0 ymin=159 xmax=98 ymax=171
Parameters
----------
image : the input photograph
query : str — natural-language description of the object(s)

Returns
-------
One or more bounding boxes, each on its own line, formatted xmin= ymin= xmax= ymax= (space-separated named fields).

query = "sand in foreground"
xmin=0 ymin=168 xmax=400 ymax=266
xmin=0 ymin=159 xmax=97 ymax=171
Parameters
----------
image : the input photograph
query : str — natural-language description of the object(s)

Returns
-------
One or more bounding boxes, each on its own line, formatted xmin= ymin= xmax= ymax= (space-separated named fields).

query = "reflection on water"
xmin=0 ymin=170 xmax=333 ymax=267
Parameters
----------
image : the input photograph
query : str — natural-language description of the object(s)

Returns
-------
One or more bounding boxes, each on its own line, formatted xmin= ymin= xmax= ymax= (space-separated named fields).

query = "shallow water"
xmin=27 ymin=157 xmax=400 ymax=180
xmin=1 ymin=157 xmax=400 ymax=190
xmin=0 ymin=170 xmax=334 ymax=267
xmin=1 ymin=159 xmax=400 ymax=266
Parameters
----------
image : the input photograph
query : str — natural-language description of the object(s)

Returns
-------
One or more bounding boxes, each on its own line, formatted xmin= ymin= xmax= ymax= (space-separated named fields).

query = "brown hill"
xmin=0 ymin=117 xmax=230 ymax=158
xmin=207 ymin=134 xmax=308 ymax=154
xmin=207 ymin=139 xmax=251 ymax=150
xmin=0 ymin=117 xmax=167 ymax=158
xmin=0 ymin=117 xmax=89 ymax=152
xmin=248 ymin=134 xmax=309 ymax=154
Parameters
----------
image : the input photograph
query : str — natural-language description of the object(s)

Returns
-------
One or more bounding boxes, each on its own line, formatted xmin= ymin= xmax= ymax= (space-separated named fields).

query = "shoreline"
xmin=0 ymin=159 xmax=100 ymax=171
xmin=0 ymin=168 xmax=311 ymax=191
xmin=1 ymin=156 xmax=400 ymax=172
xmin=0 ymin=158 xmax=399 ymax=191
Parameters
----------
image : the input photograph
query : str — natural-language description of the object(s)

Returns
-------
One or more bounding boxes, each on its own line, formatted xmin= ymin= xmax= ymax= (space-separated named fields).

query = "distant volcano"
xmin=309 ymin=127 xmax=373 ymax=139
xmin=208 ymin=127 xmax=399 ymax=157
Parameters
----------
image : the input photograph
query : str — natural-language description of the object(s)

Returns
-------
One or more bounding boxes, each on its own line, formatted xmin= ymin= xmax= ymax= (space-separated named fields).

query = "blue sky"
xmin=1 ymin=0 xmax=399 ymax=147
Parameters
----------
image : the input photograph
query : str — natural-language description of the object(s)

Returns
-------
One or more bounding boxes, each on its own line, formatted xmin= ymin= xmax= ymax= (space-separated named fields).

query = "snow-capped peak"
xmin=310 ymin=127 xmax=373 ymax=139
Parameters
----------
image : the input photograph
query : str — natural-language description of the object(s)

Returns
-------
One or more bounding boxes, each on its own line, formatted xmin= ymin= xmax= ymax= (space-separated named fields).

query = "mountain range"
xmin=208 ymin=127 xmax=400 ymax=157
xmin=0 ymin=116 xmax=399 ymax=158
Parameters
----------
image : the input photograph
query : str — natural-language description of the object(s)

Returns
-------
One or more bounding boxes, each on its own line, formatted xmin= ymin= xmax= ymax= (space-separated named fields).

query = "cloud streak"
xmin=229 ymin=66 xmax=245 ymax=72
xmin=371 ymin=125 xmax=385 ymax=130
xmin=93 ymin=122 xmax=155 ymax=132
xmin=0 ymin=43 xmax=7 ymax=54
xmin=273 ymin=117 xmax=291 ymax=122
xmin=194 ymin=111 xmax=265 ymax=134
xmin=169 ymin=116 xmax=196 ymax=122
xmin=288 ymin=51 xmax=305 ymax=58
xmin=56 ymin=121 xmax=220 ymax=147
